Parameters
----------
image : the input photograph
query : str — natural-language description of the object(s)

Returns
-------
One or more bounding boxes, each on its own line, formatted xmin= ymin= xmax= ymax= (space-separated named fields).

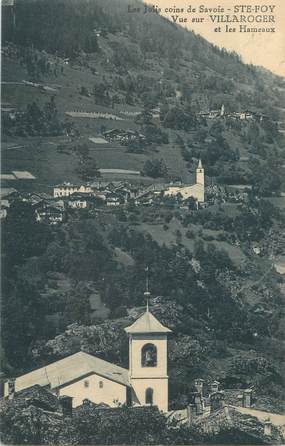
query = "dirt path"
xmin=231 ymin=405 xmax=285 ymax=428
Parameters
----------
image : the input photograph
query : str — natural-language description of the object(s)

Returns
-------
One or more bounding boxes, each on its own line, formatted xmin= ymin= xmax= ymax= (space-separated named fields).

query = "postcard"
xmin=1 ymin=0 xmax=285 ymax=444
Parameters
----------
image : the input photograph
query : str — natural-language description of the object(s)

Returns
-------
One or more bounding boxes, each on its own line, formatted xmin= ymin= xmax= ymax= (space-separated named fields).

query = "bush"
xmin=202 ymin=234 xmax=215 ymax=241
xmin=142 ymin=159 xmax=168 ymax=178
xmin=186 ymin=230 xmax=195 ymax=239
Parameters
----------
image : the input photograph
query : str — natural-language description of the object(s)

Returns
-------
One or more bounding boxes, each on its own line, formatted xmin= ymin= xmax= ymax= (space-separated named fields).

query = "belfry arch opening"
xmin=141 ymin=343 xmax=157 ymax=367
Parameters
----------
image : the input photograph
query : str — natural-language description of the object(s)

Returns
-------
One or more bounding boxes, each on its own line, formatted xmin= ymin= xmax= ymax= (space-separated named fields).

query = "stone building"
xmin=164 ymin=160 xmax=205 ymax=203
xmin=4 ymin=304 xmax=171 ymax=412
xmin=53 ymin=183 xmax=92 ymax=198
xmin=125 ymin=302 xmax=172 ymax=412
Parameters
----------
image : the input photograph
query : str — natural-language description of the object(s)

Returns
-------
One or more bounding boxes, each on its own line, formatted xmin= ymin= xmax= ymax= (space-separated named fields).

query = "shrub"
xmin=186 ymin=230 xmax=195 ymax=239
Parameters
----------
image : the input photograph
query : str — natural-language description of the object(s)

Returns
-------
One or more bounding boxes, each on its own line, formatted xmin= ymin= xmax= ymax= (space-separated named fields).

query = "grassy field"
xmin=268 ymin=197 xmax=285 ymax=210
xmin=134 ymin=217 xmax=246 ymax=267
xmin=2 ymin=54 xmax=192 ymax=186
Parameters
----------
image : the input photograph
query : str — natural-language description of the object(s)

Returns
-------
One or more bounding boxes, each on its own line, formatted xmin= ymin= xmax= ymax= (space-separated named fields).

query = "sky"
xmin=153 ymin=0 xmax=285 ymax=77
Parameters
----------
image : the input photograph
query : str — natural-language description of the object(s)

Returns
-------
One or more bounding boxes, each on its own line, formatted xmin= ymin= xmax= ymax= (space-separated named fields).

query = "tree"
xmin=142 ymin=125 xmax=169 ymax=144
xmin=184 ymin=196 xmax=197 ymax=210
xmin=163 ymin=107 xmax=197 ymax=131
xmin=84 ymin=33 xmax=99 ymax=53
xmin=62 ymin=284 xmax=92 ymax=326
xmin=76 ymin=158 xmax=100 ymax=181
xmin=75 ymin=143 xmax=90 ymax=160
xmin=142 ymin=159 xmax=168 ymax=178
xmin=2 ymin=200 xmax=52 ymax=268
xmin=79 ymin=86 xmax=90 ymax=97
xmin=1 ymin=280 xmax=47 ymax=368
xmin=93 ymin=83 xmax=111 ymax=106
xmin=250 ymin=158 xmax=281 ymax=196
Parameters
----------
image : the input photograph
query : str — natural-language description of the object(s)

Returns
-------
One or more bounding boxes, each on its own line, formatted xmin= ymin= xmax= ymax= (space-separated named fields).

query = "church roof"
xmin=124 ymin=309 xmax=172 ymax=334
xmin=11 ymin=352 xmax=130 ymax=393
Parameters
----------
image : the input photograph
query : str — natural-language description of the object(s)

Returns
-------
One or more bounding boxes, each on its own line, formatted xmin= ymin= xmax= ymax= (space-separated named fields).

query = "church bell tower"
xmin=124 ymin=288 xmax=171 ymax=412
xmin=196 ymin=159 xmax=204 ymax=186
xmin=196 ymin=159 xmax=205 ymax=203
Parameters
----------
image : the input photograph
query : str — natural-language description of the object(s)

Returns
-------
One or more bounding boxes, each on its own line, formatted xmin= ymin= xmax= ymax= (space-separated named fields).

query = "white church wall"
xmin=131 ymin=377 xmax=168 ymax=412
xmin=58 ymin=373 xmax=127 ymax=408
xmin=165 ymin=184 xmax=204 ymax=202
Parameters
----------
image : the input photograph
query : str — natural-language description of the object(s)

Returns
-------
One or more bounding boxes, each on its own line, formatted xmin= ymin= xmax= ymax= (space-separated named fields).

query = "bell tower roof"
xmin=124 ymin=310 xmax=172 ymax=334
xmin=198 ymin=159 xmax=203 ymax=169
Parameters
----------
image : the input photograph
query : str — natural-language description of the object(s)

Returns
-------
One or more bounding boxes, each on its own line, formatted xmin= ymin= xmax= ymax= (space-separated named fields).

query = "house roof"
xmin=12 ymin=352 xmax=130 ymax=393
xmin=0 ymin=188 xmax=17 ymax=198
xmin=68 ymin=193 xmax=90 ymax=200
xmin=124 ymin=309 xmax=172 ymax=334
xmin=2 ymin=0 xmax=15 ymax=6
xmin=54 ymin=183 xmax=79 ymax=188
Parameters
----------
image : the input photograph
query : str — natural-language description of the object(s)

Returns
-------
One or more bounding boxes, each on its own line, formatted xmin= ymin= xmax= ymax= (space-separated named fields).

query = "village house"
xmin=53 ymin=182 xmax=92 ymax=198
xmin=103 ymin=129 xmax=145 ymax=145
xmin=106 ymin=195 xmax=121 ymax=206
xmin=113 ymin=182 xmax=138 ymax=201
xmin=164 ymin=160 xmax=205 ymax=203
xmin=67 ymin=193 xmax=91 ymax=209
xmin=0 ymin=208 xmax=8 ymax=220
xmin=227 ymin=110 xmax=254 ymax=121
xmin=170 ymin=379 xmax=284 ymax=441
xmin=134 ymin=184 xmax=166 ymax=206
xmin=0 ymin=199 xmax=10 ymax=219
xmin=22 ymin=192 xmax=54 ymax=207
xmin=93 ymin=192 xmax=107 ymax=203
xmin=93 ymin=28 xmax=102 ymax=37
xmin=198 ymin=105 xmax=225 ymax=120
xmin=91 ymin=181 xmax=139 ymax=205
xmin=35 ymin=202 xmax=65 ymax=225
xmin=4 ymin=301 xmax=172 ymax=412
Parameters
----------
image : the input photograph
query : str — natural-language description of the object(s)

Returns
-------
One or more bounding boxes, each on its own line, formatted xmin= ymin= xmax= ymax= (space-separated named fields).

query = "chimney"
xmin=210 ymin=391 xmax=225 ymax=413
xmin=243 ymin=389 xmax=253 ymax=408
xmin=194 ymin=378 xmax=204 ymax=395
xmin=264 ymin=419 xmax=272 ymax=436
xmin=7 ymin=378 xmax=16 ymax=400
xmin=59 ymin=395 xmax=73 ymax=417
xmin=194 ymin=393 xmax=204 ymax=415
xmin=186 ymin=404 xmax=195 ymax=427
xmin=210 ymin=380 xmax=220 ymax=394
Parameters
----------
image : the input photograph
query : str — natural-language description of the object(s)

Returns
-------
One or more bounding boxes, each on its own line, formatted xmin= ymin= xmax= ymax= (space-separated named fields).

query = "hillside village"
xmin=1 ymin=163 xmax=255 ymax=225
xmin=1 ymin=0 xmax=285 ymax=444
xmin=1 ymin=160 xmax=208 ymax=223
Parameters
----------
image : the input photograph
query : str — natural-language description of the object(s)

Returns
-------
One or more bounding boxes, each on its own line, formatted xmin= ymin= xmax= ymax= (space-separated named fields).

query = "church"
xmin=4 ymin=303 xmax=172 ymax=412
xmin=164 ymin=159 xmax=205 ymax=203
